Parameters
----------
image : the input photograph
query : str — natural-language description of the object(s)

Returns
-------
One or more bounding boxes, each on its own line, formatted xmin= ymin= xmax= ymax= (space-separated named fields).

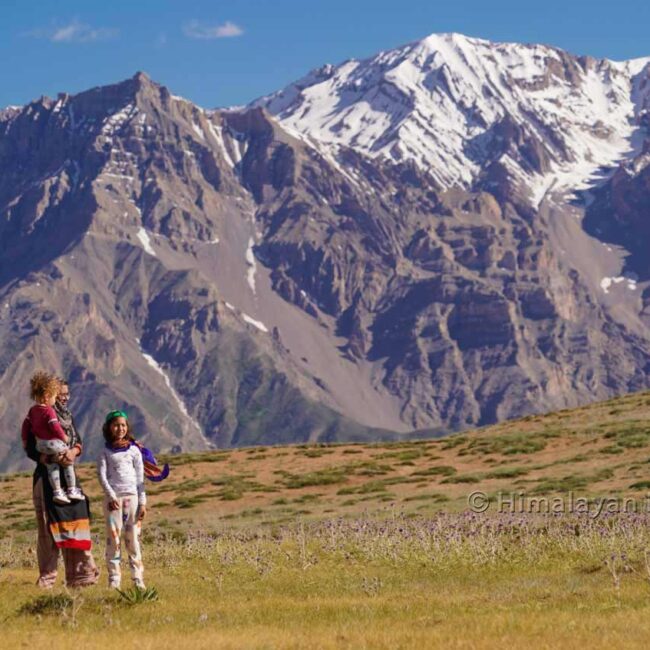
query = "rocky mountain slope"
xmin=1 ymin=33 xmax=649 ymax=471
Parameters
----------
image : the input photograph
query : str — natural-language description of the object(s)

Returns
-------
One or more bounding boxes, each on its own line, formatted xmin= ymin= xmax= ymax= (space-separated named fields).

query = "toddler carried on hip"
xmin=22 ymin=372 xmax=83 ymax=505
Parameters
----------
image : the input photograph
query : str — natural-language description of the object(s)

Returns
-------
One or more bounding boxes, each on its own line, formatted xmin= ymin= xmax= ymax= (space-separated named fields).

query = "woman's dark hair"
xmin=102 ymin=416 xmax=133 ymax=444
xmin=56 ymin=378 xmax=69 ymax=389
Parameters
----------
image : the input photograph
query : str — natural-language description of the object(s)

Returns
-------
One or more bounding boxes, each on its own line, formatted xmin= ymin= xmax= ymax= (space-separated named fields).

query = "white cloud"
xmin=183 ymin=20 xmax=244 ymax=40
xmin=26 ymin=20 xmax=118 ymax=43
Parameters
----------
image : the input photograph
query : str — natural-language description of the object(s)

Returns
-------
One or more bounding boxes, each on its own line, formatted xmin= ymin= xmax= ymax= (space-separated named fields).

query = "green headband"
xmin=105 ymin=410 xmax=128 ymax=423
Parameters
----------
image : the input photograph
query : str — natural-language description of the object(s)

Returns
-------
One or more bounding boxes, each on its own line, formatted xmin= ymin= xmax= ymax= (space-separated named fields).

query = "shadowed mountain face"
xmin=1 ymin=33 xmax=650 ymax=472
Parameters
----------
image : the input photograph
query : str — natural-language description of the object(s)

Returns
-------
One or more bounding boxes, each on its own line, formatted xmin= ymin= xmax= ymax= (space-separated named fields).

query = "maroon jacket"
xmin=21 ymin=404 xmax=68 ymax=447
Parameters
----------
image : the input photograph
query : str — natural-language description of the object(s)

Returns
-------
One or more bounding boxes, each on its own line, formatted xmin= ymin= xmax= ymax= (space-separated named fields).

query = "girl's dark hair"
xmin=102 ymin=416 xmax=134 ymax=444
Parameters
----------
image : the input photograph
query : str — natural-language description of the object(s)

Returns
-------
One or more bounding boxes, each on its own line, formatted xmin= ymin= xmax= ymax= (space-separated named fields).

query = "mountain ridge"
xmin=1 ymin=34 xmax=649 ymax=472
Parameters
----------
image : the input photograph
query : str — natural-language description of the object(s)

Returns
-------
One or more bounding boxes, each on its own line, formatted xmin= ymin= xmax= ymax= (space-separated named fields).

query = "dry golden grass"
xmin=3 ymin=515 xmax=650 ymax=649
xmin=1 ymin=389 xmax=650 ymax=648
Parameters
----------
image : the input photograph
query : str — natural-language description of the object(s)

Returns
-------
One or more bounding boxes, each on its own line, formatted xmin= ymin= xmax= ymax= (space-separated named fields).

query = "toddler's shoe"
xmin=67 ymin=487 xmax=84 ymax=501
xmin=52 ymin=489 xmax=70 ymax=505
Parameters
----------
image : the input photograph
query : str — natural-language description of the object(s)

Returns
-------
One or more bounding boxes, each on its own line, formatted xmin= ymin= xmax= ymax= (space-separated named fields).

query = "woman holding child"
xmin=22 ymin=373 xmax=99 ymax=588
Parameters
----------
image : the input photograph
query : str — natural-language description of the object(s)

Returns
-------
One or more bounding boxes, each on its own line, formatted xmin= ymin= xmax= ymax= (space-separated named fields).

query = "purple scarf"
xmin=105 ymin=440 xmax=170 ymax=482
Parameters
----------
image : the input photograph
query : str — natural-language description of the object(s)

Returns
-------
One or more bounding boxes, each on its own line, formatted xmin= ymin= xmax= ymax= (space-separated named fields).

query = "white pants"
xmin=103 ymin=495 xmax=144 ymax=586
xmin=36 ymin=438 xmax=77 ymax=492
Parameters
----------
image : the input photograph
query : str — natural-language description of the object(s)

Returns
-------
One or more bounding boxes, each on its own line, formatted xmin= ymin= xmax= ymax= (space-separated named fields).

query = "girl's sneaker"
xmin=67 ymin=487 xmax=84 ymax=501
xmin=52 ymin=489 xmax=70 ymax=505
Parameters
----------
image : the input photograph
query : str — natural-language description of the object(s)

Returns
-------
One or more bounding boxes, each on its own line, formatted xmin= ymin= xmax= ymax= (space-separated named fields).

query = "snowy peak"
xmin=254 ymin=32 xmax=650 ymax=204
xmin=0 ymin=105 xmax=22 ymax=122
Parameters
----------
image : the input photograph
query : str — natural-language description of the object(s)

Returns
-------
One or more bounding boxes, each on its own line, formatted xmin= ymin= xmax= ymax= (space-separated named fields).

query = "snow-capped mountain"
xmin=1 ymin=34 xmax=650 ymax=472
xmin=255 ymin=33 xmax=650 ymax=205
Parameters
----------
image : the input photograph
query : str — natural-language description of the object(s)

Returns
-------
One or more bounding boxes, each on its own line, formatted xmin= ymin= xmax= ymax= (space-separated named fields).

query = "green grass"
xmin=402 ymin=493 xmax=450 ymax=503
xmin=484 ymin=467 xmax=530 ymax=479
xmin=629 ymin=481 xmax=650 ymax=490
xmin=18 ymin=593 xmax=75 ymax=616
xmin=173 ymin=494 xmax=211 ymax=509
xmin=410 ymin=465 xmax=457 ymax=477
xmin=337 ymin=481 xmax=390 ymax=496
xmin=283 ymin=468 xmax=351 ymax=489
xmin=462 ymin=432 xmax=550 ymax=456
xmin=116 ymin=586 xmax=160 ymax=604
xmin=209 ymin=474 xmax=270 ymax=501
xmin=441 ymin=474 xmax=481 ymax=484
xmin=530 ymin=469 xmax=615 ymax=495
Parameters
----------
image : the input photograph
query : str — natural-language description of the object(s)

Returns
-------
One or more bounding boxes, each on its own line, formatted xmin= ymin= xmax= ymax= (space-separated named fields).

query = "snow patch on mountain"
xmin=242 ymin=313 xmax=269 ymax=332
xmin=206 ymin=120 xmax=237 ymax=168
xmin=101 ymin=104 xmax=138 ymax=136
xmin=600 ymin=274 xmax=638 ymax=293
xmin=192 ymin=121 xmax=205 ymax=141
xmin=245 ymin=236 xmax=257 ymax=293
xmin=138 ymin=341 xmax=209 ymax=444
xmin=136 ymin=228 xmax=156 ymax=256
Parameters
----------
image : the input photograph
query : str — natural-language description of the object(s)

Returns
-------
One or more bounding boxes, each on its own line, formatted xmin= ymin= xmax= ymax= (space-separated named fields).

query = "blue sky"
xmin=2 ymin=0 xmax=649 ymax=109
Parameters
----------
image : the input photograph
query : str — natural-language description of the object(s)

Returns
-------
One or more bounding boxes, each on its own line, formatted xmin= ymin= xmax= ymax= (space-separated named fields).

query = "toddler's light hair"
xmin=29 ymin=371 xmax=60 ymax=401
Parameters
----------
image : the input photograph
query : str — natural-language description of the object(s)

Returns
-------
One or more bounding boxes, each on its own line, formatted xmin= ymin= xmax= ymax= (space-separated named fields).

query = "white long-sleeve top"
xmin=97 ymin=445 xmax=146 ymax=505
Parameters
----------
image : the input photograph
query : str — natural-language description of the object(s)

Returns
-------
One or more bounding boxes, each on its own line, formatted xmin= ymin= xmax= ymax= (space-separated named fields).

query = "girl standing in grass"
xmin=97 ymin=409 xmax=170 ymax=590
xmin=97 ymin=410 xmax=147 ymax=590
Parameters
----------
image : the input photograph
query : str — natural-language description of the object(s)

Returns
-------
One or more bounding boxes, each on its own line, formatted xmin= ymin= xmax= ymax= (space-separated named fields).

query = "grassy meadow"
xmin=2 ymin=389 xmax=650 ymax=648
